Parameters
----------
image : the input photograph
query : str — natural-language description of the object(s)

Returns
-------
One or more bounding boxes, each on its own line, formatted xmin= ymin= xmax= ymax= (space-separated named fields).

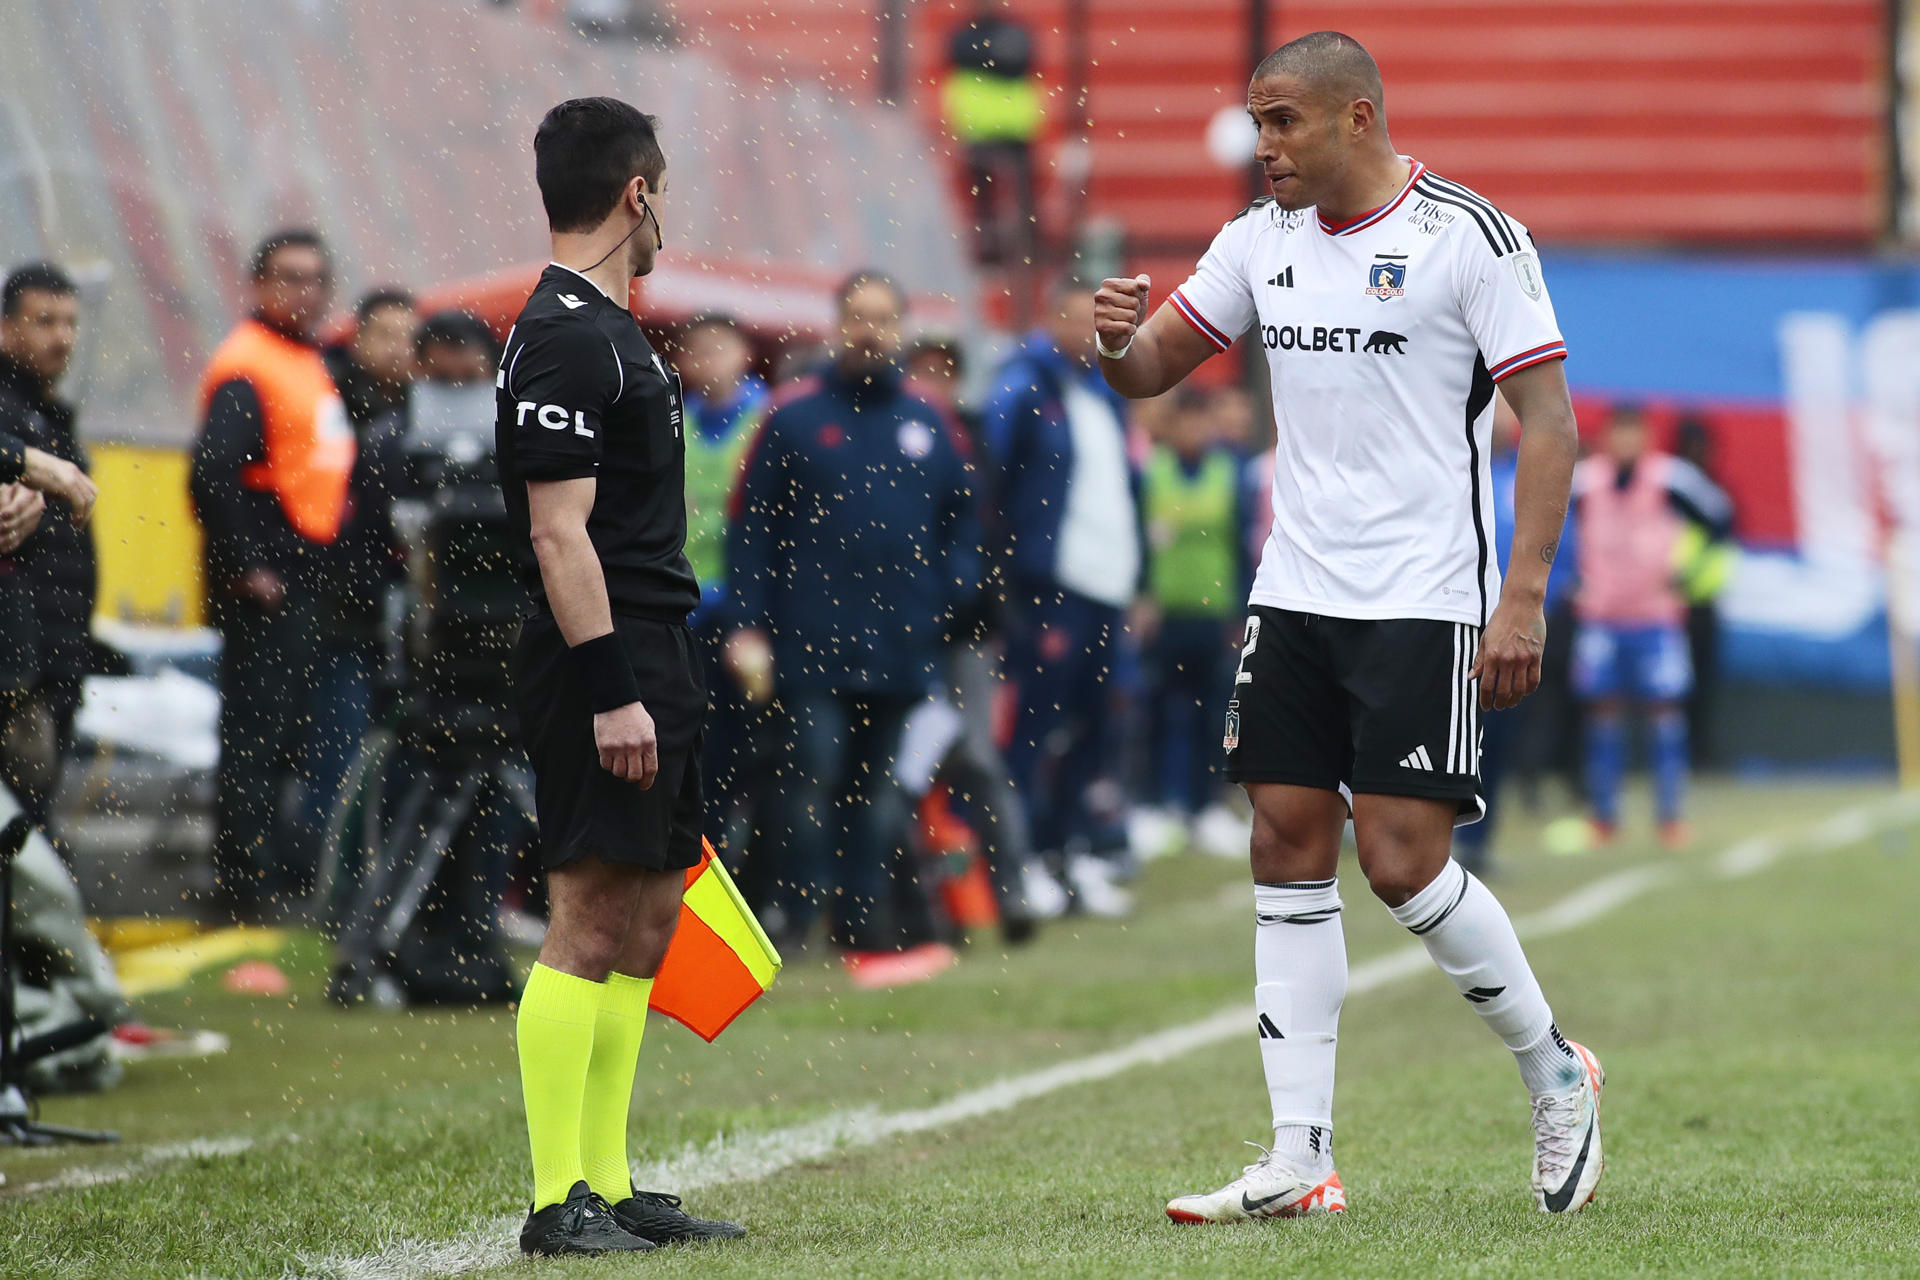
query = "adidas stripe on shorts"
xmin=1221 ymin=605 xmax=1486 ymax=826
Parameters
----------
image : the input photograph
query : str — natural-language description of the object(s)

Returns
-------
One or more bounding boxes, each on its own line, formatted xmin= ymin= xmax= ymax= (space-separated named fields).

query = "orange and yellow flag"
xmin=648 ymin=839 xmax=782 ymax=1041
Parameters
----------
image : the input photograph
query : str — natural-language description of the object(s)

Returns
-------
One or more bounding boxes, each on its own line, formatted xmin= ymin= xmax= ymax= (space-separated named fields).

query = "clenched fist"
xmin=1094 ymin=274 xmax=1151 ymax=356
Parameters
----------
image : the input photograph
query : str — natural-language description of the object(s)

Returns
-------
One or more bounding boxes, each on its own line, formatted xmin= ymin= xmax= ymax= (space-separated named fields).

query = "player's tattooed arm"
xmin=1472 ymin=360 xmax=1576 ymax=709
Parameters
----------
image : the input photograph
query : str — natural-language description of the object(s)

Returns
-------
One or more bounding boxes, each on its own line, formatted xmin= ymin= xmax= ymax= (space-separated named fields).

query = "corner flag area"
xmin=8 ymin=777 xmax=1917 ymax=1279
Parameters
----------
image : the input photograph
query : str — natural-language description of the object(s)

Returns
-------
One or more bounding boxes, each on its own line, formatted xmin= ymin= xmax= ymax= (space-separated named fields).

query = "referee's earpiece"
xmin=580 ymin=184 xmax=661 ymax=276
xmin=638 ymin=192 xmax=664 ymax=253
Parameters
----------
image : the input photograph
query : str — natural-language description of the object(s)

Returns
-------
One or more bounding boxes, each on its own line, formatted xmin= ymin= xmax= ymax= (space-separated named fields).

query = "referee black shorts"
xmin=1222 ymin=605 xmax=1486 ymax=825
xmin=510 ymin=611 xmax=707 ymax=872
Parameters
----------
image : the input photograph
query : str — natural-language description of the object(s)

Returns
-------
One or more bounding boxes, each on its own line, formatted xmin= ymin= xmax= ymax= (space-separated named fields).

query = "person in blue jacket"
xmin=983 ymin=275 xmax=1146 ymax=918
xmin=725 ymin=272 xmax=983 ymax=971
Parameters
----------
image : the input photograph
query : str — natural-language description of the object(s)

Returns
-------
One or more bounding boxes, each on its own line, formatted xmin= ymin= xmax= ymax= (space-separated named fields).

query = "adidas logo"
xmin=1268 ymin=267 xmax=1294 ymax=288
xmin=1257 ymin=1013 xmax=1284 ymax=1040
xmin=1399 ymin=745 xmax=1435 ymax=771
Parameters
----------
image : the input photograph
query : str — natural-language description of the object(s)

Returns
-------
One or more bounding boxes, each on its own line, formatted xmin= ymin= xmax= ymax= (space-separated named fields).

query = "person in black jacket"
xmin=0 ymin=263 xmax=99 ymax=837
xmin=727 ymin=273 xmax=982 ymax=974
xmin=323 ymin=288 xmax=418 ymax=433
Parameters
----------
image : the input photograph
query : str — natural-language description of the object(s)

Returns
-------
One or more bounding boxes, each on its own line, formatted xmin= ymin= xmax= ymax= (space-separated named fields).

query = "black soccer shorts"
xmin=511 ymin=612 xmax=707 ymax=871
xmin=1222 ymin=606 xmax=1486 ymax=824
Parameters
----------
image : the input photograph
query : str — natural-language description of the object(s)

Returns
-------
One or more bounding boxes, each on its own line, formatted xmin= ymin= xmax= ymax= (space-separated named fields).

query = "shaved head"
xmin=1254 ymin=30 xmax=1384 ymax=117
xmin=1245 ymin=29 xmax=1404 ymax=216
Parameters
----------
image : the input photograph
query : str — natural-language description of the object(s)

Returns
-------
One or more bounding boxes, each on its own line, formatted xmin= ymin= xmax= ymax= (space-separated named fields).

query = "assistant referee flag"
xmin=649 ymin=840 xmax=782 ymax=1040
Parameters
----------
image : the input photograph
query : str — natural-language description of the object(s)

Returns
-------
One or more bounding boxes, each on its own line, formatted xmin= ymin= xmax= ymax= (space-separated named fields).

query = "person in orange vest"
xmin=189 ymin=228 xmax=358 ymax=922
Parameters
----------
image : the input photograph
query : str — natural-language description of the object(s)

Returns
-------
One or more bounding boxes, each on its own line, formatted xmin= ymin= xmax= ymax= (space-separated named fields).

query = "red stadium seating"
xmin=664 ymin=0 xmax=1888 ymax=257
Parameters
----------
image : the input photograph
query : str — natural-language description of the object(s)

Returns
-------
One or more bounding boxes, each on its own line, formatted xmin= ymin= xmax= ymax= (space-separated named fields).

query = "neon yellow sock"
xmin=516 ymin=963 xmax=603 ymax=1209
xmin=581 ymin=971 xmax=654 ymax=1202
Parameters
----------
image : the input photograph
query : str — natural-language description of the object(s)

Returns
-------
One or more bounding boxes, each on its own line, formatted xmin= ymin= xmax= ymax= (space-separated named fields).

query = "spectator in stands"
xmin=1454 ymin=394 xmax=1576 ymax=875
xmin=726 ymin=272 xmax=980 ymax=984
xmin=941 ymin=0 xmax=1045 ymax=265
xmin=324 ymin=289 xmax=417 ymax=433
xmin=0 ymin=263 xmax=99 ymax=839
xmin=189 ymin=228 xmax=357 ymax=921
xmin=1571 ymin=403 xmax=1732 ymax=850
xmin=1674 ymin=414 xmax=1736 ymax=769
xmin=1136 ymin=385 xmax=1249 ymax=854
xmin=984 ymin=274 xmax=1144 ymax=917
xmin=670 ymin=313 xmax=769 ymax=855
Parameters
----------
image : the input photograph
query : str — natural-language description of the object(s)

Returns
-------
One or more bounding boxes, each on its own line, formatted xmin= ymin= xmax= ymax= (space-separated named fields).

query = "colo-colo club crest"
xmin=1365 ymin=254 xmax=1407 ymax=301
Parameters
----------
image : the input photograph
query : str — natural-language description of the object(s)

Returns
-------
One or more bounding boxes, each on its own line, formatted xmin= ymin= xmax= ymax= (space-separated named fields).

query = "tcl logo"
xmin=516 ymin=400 xmax=594 ymax=438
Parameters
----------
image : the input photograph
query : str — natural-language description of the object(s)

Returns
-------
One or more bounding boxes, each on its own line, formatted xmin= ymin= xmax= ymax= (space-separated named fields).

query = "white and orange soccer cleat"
xmin=1165 ymin=1146 xmax=1346 ymax=1223
xmin=1532 ymin=1040 xmax=1606 ymax=1214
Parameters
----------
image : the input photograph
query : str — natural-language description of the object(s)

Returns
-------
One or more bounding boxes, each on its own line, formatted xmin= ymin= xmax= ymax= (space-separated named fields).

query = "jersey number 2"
xmin=1233 ymin=615 xmax=1261 ymax=687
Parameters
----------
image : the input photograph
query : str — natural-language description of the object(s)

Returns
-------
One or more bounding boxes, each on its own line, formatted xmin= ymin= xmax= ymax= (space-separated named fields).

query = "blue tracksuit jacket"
xmin=726 ymin=362 xmax=983 ymax=695
xmin=981 ymin=333 xmax=1144 ymax=598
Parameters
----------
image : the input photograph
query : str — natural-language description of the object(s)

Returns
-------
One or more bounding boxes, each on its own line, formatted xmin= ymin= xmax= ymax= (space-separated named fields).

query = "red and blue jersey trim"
xmin=1318 ymin=160 xmax=1426 ymax=236
xmin=1489 ymin=341 xmax=1569 ymax=382
xmin=1170 ymin=288 xmax=1233 ymax=352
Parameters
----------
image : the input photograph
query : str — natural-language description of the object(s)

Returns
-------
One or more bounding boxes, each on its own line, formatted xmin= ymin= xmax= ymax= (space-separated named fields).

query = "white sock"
xmin=1513 ymin=1022 xmax=1584 ymax=1098
xmin=1388 ymin=859 xmax=1582 ymax=1098
xmin=1253 ymin=878 xmax=1345 ymax=1172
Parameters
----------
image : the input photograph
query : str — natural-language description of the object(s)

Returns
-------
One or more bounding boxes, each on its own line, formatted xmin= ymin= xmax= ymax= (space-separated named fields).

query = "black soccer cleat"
xmin=611 ymin=1189 xmax=747 ymax=1244
xmin=519 ymin=1180 xmax=657 ymax=1256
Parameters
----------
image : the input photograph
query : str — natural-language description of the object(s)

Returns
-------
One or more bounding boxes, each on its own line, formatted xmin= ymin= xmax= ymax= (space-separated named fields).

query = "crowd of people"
xmin=0 ymin=233 xmax=1735 ymax=995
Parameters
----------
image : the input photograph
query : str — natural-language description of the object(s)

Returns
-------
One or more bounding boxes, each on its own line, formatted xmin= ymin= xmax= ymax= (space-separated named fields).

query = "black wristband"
xmin=572 ymin=631 xmax=641 ymax=713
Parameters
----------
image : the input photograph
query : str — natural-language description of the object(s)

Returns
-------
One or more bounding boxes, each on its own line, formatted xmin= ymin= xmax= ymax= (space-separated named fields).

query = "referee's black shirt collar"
xmin=545 ymin=261 xmax=621 ymax=306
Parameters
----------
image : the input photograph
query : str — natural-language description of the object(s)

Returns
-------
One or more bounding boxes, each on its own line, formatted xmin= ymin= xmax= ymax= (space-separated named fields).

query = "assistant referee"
xmin=495 ymin=97 xmax=743 ymax=1257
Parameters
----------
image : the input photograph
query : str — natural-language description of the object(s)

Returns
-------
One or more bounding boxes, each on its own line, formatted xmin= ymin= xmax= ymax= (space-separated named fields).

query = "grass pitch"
xmin=6 ymin=778 xmax=1917 ymax=1279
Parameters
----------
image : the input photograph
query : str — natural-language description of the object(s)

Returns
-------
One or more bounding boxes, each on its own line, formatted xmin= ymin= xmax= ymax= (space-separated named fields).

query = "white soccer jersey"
xmin=1170 ymin=158 xmax=1567 ymax=627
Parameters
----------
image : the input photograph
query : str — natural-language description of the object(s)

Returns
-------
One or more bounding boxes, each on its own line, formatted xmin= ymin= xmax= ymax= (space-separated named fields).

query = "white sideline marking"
xmin=1714 ymin=836 xmax=1782 ymax=878
xmin=296 ymin=791 xmax=1920 ymax=1280
xmin=1512 ymin=863 xmax=1676 ymax=931
xmin=13 ymin=1136 xmax=256 ymax=1196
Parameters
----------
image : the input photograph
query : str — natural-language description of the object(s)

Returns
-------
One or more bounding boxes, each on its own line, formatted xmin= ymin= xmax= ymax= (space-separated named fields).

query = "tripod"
xmin=326 ymin=732 xmax=533 ymax=1007
xmin=0 ymin=815 xmax=118 ymax=1146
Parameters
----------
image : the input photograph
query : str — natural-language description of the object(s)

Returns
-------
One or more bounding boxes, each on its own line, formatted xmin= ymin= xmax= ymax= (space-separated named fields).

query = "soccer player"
xmin=495 ymin=97 xmax=744 ymax=1256
xmin=1094 ymin=32 xmax=1603 ymax=1218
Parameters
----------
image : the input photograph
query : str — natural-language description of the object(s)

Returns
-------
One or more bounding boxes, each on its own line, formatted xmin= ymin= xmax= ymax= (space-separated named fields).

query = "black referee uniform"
xmin=496 ymin=263 xmax=705 ymax=871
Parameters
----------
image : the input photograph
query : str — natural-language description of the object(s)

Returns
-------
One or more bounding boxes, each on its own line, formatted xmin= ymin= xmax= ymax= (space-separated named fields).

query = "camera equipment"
xmin=326 ymin=429 xmax=533 ymax=1008
xmin=0 ymin=815 xmax=118 ymax=1146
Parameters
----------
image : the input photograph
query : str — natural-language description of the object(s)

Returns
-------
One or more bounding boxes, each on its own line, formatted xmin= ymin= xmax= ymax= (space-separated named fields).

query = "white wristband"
xmin=1096 ymin=333 xmax=1134 ymax=360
